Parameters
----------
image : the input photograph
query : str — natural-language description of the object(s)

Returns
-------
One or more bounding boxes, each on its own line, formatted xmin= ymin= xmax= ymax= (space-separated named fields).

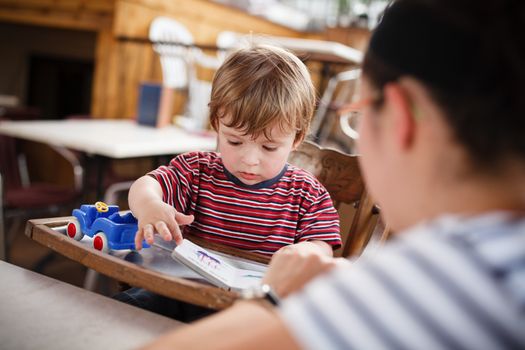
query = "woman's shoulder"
xmin=280 ymin=213 xmax=525 ymax=350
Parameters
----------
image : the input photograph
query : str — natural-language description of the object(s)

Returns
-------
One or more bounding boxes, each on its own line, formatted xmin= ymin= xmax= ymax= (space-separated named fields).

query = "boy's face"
xmin=217 ymin=121 xmax=299 ymax=186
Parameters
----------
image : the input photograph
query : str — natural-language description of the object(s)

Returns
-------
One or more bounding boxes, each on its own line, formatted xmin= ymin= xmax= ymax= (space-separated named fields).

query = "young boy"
xmin=117 ymin=44 xmax=341 ymax=321
xmin=131 ymin=44 xmax=341 ymax=257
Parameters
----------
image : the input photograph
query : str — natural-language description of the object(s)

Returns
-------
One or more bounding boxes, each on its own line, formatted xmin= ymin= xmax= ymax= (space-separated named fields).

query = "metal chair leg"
xmin=83 ymin=268 xmax=100 ymax=291
xmin=84 ymin=268 xmax=113 ymax=295
xmin=0 ymin=173 xmax=6 ymax=261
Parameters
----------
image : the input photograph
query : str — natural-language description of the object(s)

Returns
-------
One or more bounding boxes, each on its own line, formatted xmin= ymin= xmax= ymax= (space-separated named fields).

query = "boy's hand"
xmin=262 ymin=242 xmax=338 ymax=298
xmin=134 ymin=200 xmax=194 ymax=250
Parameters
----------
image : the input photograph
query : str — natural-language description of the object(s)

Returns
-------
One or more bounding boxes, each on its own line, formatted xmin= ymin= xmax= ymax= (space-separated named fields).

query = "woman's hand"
xmin=262 ymin=242 xmax=338 ymax=298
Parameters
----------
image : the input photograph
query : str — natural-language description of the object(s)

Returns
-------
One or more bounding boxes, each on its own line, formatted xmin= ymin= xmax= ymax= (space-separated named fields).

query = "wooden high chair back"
xmin=288 ymin=141 xmax=387 ymax=257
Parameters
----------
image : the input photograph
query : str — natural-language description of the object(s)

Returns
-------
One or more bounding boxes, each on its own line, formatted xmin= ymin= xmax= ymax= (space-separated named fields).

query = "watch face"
xmin=241 ymin=284 xmax=280 ymax=306
xmin=240 ymin=285 xmax=265 ymax=299
xmin=260 ymin=284 xmax=272 ymax=294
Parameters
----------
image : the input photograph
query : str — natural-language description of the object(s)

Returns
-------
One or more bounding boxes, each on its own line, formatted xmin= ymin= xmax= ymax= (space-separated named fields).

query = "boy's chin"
xmin=236 ymin=171 xmax=264 ymax=185
xmin=238 ymin=178 xmax=262 ymax=186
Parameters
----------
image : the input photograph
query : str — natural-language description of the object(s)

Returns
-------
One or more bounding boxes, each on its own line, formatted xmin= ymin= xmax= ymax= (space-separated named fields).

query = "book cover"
xmin=170 ymin=239 xmax=267 ymax=291
xmin=136 ymin=82 xmax=161 ymax=127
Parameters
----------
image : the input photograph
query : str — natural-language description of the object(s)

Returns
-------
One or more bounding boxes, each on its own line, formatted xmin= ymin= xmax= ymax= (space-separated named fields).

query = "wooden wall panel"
xmin=114 ymin=0 xmax=305 ymax=41
xmin=92 ymin=0 xmax=312 ymax=119
xmin=123 ymin=42 xmax=144 ymax=118
xmin=0 ymin=0 xmax=114 ymax=12
xmin=92 ymin=29 xmax=114 ymax=118
xmin=0 ymin=0 xmax=114 ymax=30
xmin=92 ymin=38 xmax=162 ymax=119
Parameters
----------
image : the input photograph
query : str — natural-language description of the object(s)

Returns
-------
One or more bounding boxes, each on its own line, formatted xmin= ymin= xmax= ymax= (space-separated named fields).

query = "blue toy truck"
xmin=66 ymin=201 xmax=149 ymax=252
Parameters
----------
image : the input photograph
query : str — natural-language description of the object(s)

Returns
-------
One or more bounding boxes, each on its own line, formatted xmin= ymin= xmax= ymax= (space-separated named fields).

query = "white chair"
xmin=149 ymin=17 xmax=221 ymax=130
xmin=149 ymin=17 xmax=194 ymax=90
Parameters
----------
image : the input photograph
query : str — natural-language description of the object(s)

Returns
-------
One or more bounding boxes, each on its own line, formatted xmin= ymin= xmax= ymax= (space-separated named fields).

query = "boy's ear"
xmin=383 ymin=82 xmax=416 ymax=150
xmin=292 ymin=136 xmax=304 ymax=150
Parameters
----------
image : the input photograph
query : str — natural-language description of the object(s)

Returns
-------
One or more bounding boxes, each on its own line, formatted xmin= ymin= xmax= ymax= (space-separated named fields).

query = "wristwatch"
xmin=240 ymin=284 xmax=280 ymax=306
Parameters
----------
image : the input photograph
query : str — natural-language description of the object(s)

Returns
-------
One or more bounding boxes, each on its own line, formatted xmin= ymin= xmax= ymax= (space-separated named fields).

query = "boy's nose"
xmin=241 ymin=149 xmax=260 ymax=166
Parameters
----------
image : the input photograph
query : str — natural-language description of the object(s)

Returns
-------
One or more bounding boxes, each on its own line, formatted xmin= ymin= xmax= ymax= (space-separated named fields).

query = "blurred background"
xmin=0 ymin=0 xmax=388 ymax=293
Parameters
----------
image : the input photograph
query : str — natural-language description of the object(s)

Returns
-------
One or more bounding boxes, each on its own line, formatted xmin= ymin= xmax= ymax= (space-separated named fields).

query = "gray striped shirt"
xmin=280 ymin=212 xmax=525 ymax=350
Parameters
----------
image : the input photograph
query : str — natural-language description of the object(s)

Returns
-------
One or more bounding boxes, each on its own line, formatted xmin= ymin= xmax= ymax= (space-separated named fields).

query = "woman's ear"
xmin=383 ymin=82 xmax=416 ymax=150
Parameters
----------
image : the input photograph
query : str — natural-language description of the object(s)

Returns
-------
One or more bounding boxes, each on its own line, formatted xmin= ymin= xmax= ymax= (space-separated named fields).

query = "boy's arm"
xmin=294 ymin=186 xmax=342 ymax=256
xmin=129 ymin=175 xmax=193 ymax=248
xmin=128 ymin=175 xmax=164 ymax=216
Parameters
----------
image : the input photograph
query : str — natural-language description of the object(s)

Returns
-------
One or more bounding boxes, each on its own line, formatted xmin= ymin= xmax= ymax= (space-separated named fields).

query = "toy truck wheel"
xmin=66 ymin=219 xmax=84 ymax=241
xmin=93 ymin=232 xmax=110 ymax=253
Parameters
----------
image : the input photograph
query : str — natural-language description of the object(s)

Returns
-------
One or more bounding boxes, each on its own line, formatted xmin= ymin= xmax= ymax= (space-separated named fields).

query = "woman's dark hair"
xmin=363 ymin=0 xmax=525 ymax=170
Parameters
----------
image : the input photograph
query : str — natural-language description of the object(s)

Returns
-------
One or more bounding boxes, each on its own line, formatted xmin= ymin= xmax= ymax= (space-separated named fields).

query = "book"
xmin=168 ymin=239 xmax=268 ymax=292
xmin=136 ymin=82 xmax=161 ymax=127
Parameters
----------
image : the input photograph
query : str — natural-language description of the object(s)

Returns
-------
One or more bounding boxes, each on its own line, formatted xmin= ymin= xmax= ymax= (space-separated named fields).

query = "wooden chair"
xmin=0 ymin=133 xmax=83 ymax=262
xmin=288 ymin=140 xmax=388 ymax=257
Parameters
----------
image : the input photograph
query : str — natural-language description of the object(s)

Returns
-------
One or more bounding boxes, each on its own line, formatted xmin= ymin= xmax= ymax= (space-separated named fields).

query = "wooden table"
xmin=25 ymin=216 xmax=271 ymax=310
xmin=0 ymin=260 xmax=181 ymax=350
xmin=0 ymin=119 xmax=217 ymax=198
xmin=0 ymin=119 xmax=216 ymax=159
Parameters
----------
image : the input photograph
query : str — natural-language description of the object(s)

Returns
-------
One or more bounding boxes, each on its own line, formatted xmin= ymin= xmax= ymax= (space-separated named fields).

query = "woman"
xmin=142 ymin=0 xmax=525 ymax=348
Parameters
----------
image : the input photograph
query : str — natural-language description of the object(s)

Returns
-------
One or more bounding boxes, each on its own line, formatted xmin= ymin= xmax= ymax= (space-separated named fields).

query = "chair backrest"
xmin=149 ymin=16 xmax=194 ymax=89
xmin=0 ymin=111 xmax=41 ymax=189
xmin=149 ymin=16 xmax=221 ymax=130
xmin=288 ymin=141 xmax=383 ymax=257
xmin=0 ymin=134 xmax=22 ymax=189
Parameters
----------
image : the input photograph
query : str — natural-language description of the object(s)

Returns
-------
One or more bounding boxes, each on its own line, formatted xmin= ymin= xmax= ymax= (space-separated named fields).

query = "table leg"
xmin=95 ymin=155 xmax=107 ymax=200
xmin=0 ymin=174 xmax=5 ymax=261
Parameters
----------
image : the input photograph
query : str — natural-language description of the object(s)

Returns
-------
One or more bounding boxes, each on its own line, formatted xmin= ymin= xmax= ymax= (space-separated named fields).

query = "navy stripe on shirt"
xmin=404 ymin=248 xmax=524 ymax=349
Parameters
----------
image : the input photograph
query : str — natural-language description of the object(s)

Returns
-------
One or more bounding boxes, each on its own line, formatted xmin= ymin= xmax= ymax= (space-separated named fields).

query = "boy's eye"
xmin=227 ymin=140 xmax=241 ymax=146
xmin=263 ymin=145 xmax=278 ymax=152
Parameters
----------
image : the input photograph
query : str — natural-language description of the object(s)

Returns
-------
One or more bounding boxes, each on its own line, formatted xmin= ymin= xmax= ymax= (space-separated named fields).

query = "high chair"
xmin=288 ymin=140 xmax=389 ymax=257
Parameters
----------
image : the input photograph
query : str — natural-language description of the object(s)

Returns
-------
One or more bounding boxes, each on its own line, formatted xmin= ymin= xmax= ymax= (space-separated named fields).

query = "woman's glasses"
xmin=337 ymin=90 xmax=383 ymax=140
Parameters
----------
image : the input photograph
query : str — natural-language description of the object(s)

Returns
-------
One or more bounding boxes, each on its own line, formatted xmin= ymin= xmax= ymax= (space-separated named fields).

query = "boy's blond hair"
xmin=208 ymin=44 xmax=316 ymax=143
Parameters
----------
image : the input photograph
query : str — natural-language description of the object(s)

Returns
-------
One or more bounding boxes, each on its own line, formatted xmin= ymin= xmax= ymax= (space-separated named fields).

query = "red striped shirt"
xmin=148 ymin=152 xmax=341 ymax=256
